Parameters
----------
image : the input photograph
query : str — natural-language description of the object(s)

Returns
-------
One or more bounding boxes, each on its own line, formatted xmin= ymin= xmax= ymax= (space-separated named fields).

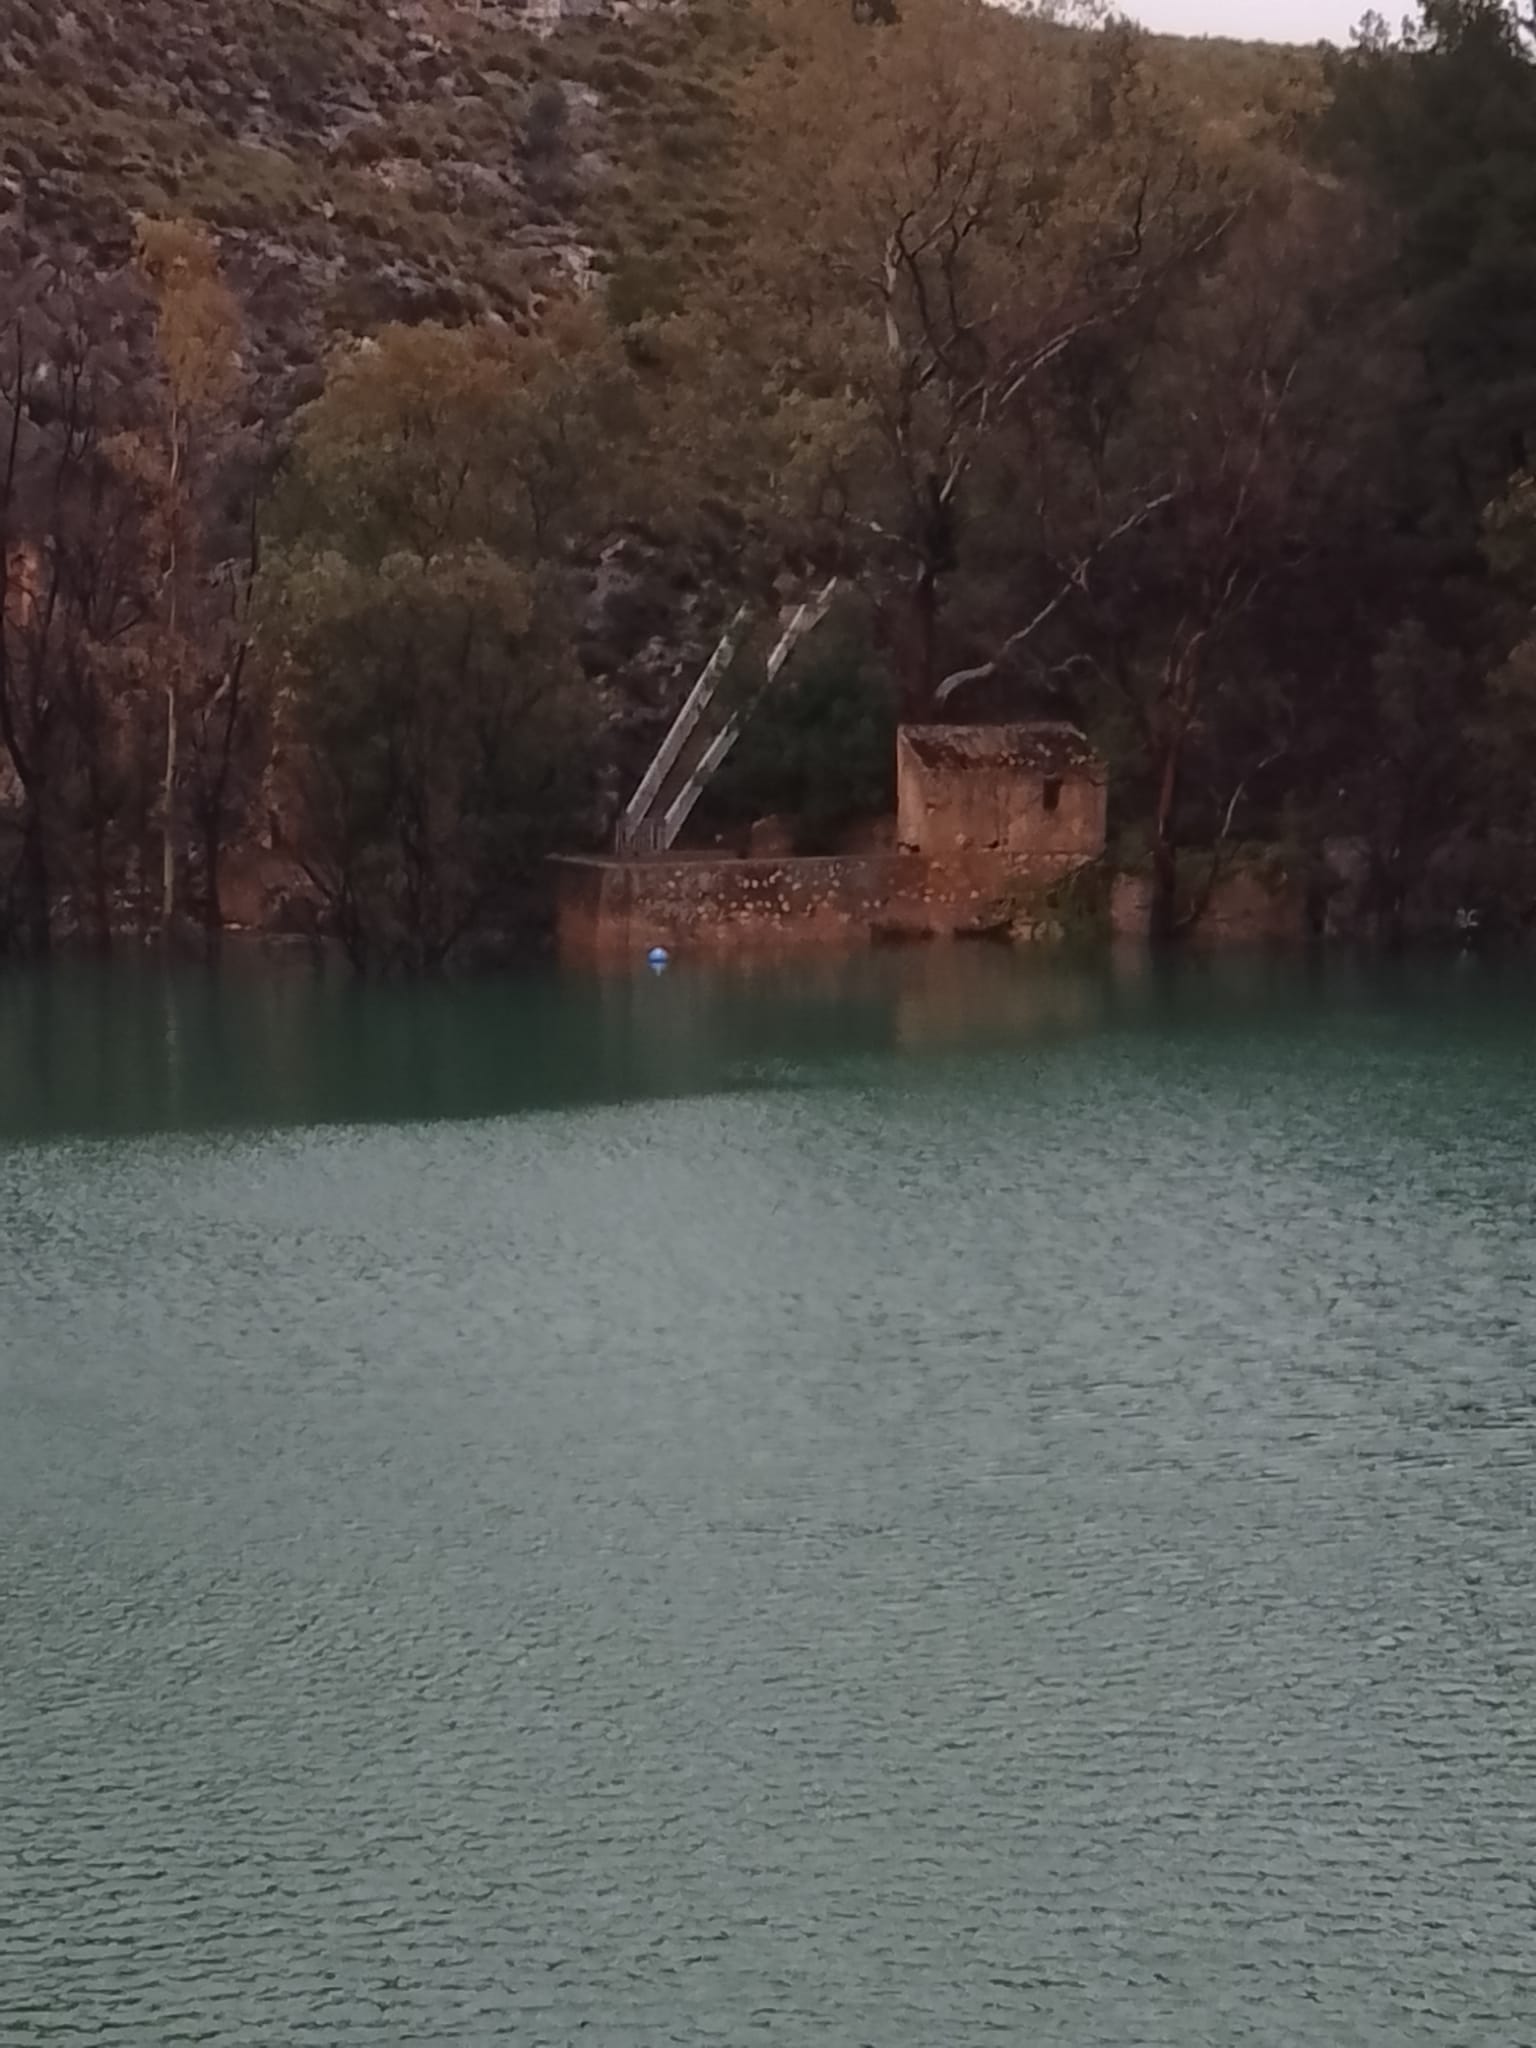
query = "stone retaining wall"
xmin=553 ymin=851 xmax=1089 ymax=958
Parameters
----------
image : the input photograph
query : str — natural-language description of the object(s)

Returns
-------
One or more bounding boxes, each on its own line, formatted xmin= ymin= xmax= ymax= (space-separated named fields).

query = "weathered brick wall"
xmin=554 ymin=854 xmax=894 ymax=956
xmin=896 ymin=745 xmax=1106 ymax=861
xmin=873 ymin=852 xmax=1089 ymax=940
xmin=553 ymin=850 xmax=1093 ymax=958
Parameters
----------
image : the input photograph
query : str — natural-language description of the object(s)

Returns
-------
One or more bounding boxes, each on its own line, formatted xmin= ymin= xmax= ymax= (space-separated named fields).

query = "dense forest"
xmin=3 ymin=0 xmax=1536 ymax=967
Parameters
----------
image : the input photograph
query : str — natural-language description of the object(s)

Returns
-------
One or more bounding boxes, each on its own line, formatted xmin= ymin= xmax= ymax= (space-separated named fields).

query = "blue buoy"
xmin=647 ymin=946 xmax=670 ymax=970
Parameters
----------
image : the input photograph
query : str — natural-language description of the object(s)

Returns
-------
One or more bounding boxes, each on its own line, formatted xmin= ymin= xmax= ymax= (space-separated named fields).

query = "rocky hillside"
xmin=1 ymin=0 xmax=1312 ymax=386
xmin=0 ymin=0 xmax=738 ymax=393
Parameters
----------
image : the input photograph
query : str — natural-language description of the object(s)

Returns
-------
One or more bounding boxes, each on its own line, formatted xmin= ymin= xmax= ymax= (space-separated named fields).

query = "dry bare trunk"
xmin=202 ymin=811 xmax=223 ymax=944
xmin=92 ymin=819 xmax=111 ymax=952
xmin=19 ymin=810 xmax=49 ymax=957
xmin=161 ymin=677 xmax=177 ymax=941
xmin=1149 ymin=730 xmax=1182 ymax=946
xmin=903 ymin=569 xmax=938 ymax=721
xmin=160 ymin=401 xmax=183 ymax=947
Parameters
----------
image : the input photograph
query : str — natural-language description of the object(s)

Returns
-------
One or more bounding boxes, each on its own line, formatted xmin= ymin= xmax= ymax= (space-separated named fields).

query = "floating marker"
xmin=647 ymin=946 xmax=670 ymax=969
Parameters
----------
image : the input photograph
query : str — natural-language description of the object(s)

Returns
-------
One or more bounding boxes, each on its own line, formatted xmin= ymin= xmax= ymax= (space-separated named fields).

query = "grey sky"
xmin=1127 ymin=0 xmax=1366 ymax=40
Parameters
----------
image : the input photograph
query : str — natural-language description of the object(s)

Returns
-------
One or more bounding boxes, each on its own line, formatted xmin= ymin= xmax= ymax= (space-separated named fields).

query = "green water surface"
xmin=3 ymin=948 xmax=1534 ymax=2043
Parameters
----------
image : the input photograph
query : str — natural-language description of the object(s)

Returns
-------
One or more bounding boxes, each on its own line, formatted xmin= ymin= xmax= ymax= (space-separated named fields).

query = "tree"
xmin=267 ymin=313 xmax=633 ymax=970
xmin=715 ymin=0 xmax=1251 ymax=713
xmin=1324 ymin=1 xmax=1536 ymax=537
xmin=123 ymin=218 xmax=247 ymax=942
xmin=924 ymin=155 xmax=1388 ymax=938
xmin=1088 ymin=180 xmax=1384 ymax=938
xmin=1289 ymin=3 xmax=1536 ymax=936
xmin=0 ymin=266 xmax=155 ymax=953
xmin=701 ymin=605 xmax=896 ymax=851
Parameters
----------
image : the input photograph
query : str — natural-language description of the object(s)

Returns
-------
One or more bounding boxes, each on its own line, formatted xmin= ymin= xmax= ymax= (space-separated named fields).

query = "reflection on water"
xmin=4 ymin=944 xmax=1536 ymax=2045
xmin=0 ymin=942 xmax=1528 ymax=1139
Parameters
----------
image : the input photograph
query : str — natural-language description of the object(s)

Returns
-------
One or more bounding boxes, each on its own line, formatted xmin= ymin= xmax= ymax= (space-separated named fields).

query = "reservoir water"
xmin=3 ymin=949 xmax=1535 ymax=2044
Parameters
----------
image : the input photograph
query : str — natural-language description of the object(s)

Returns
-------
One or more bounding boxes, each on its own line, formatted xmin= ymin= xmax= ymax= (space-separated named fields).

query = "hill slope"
xmin=2 ymin=2 xmax=1310 ymax=382
xmin=0 ymin=0 xmax=749 ymax=389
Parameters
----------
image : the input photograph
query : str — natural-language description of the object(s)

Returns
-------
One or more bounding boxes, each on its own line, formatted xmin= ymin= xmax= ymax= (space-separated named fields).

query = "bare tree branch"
xmin=934 ymin=489 xmax=1176 ymax=705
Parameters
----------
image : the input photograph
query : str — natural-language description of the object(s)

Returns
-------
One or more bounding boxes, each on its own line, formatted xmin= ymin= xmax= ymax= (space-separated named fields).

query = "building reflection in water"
xmin=0 ymin=939 xmax=1509 ymax=1142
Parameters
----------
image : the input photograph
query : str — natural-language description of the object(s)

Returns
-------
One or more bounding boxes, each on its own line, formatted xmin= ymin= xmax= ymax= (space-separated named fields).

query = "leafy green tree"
xmin=931 ymin=155 xmax=1387 ymax=939
xmin=1298 ymin=4 xmax=1536 ymax=934
xmin=1324 ymin=2 xmax=1536 ymax=536
xmin=1462 ymin=466 xmax=1536 ymax=928
xmin=267 ymin=314 xmax=634 ymax=970
xmin=704 ymin=612 xmax=896 ymax=851
xmin=1344 ymin=621 xmax=1481 ymax=940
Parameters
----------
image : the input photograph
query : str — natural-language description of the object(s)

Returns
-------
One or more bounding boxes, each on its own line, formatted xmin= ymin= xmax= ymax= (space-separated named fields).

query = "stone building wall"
xmin=896 ymin=725 xmax=1107 ymax=862
xmin=556 ymin=854 xmax=894 ymax=956
xmin=553 ymin=850 xmax=1092 ymax=958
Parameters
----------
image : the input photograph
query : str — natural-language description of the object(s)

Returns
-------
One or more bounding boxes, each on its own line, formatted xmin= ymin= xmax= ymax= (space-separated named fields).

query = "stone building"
xmin=896 ymin=722 xmax=1106 ymax=862
xmin=555 ymin=718 xmax=1108 ymax=957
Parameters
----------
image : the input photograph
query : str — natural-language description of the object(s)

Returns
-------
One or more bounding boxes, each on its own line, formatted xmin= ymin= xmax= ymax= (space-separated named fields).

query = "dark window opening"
xmin=1042 ymin=776 xmax=1062 ymax=815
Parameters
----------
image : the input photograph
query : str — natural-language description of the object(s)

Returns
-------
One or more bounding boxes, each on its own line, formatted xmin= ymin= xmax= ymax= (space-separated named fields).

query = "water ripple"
xmin=4 ymin=977 xmax=1536 ymax=2043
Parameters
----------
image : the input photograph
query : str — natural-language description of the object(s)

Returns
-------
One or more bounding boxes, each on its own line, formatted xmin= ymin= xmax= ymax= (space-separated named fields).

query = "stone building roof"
xmin=898 ymin=721 xmax=1103 ymax=777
